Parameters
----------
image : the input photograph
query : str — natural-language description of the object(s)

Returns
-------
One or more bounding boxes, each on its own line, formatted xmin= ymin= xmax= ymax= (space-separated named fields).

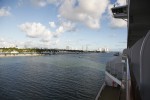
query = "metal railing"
xmin=106 ymin=57 xmax=125 ymax=81
xmin=106 ymin=55 xmax=131 ymax=100
xmin=126 ymin=58 xmax=131 ymax=100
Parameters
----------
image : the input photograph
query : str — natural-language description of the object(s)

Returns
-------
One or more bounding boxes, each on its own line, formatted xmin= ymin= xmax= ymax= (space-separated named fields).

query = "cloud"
xmin=115 ymin=0 xmax=126 ymax=5
xmin=30 ymin=0 xmax=47 ymax=7
xmin=56 ymin=21 xmax=75 ymax=33
xmin=19 ymin=21 xmax=75 ymax=42
xmin=19 ymin=22 xmax=53 ymax=42
xmin=47 ymin=0 xmax=61 ymax=5
xmin=0 ymin=38 xmax=16 ymax=48
xmin=60 ymin=21 xmax=76 ymax=32
xmin=0 ymin=7 xmax=11 ymax=17
xmin=0 ymin=38 xmax=4 ymax=42
xmin=22 ymin=40 xmax=50 ymax=48
xmin=29 ymin=0 xmax=126 ymax=29
xmin=0 ymin=37 xmax=60 ymax=48
xmin=52 ymin=21 xmax=76 ymax=37
xmin=30 ymin=0 xmax=60 ymax=7
xmin=55 ymin=39 xmax=59 ymax=44
xmin=19 ymin=22 xmax=51 ymax=38
xmin=0 ymin=38 xmax=33 ymax=48
xmin=49 ymin=39 xmax=60 ymax=45
xmin=49 ymin=22 xmax=56 ymax=28
xmin=108 ymin=0 xmax=127 ymax=28
xmin=0 ymin=38 xmax=37 ymax=48
xmin=58 ymin=0 xmax=109 ymax=29
xmin=56 ymin=26 xmax=64 ymax=34
xmin=40 ymin=36 xmax=52 ymax=42
xmin=29 ymin=0 xmax=109 ymax=29
xmin=17 ymin=0 xmax=23 ymax=7
xmin=20 ymin=40 xmax=53 ymax=48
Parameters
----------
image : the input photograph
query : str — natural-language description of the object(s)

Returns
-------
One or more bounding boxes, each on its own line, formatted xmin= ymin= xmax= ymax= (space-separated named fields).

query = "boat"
xmin=113 ymin=52 xmax=120 ymax=56
xmin=95 ymin=0 xmax=150 ymax=100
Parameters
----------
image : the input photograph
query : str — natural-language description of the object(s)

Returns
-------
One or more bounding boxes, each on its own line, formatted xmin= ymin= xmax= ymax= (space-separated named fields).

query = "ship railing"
xmin=125 ymin=57 xmax=131 ymax=100
xmin=106 ymin=57 xmax=125 ymax=81
xmin=105 ymin=55 xmax=131 ymax=100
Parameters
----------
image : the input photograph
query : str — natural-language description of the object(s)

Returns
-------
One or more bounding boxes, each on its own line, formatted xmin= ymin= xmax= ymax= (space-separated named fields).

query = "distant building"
xmin=98 ymin=48 xmax=102 ymax=52
xmin=97 ymin=48 xmax=109 ymax=52
xmin=104 ymin=48 xmax=109 ymax=52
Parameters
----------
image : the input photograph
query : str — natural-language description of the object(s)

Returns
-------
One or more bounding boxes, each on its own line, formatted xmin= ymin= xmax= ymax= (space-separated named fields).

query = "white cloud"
xmin=59 ymin=0 xmax=109 ymax=29
xmin=60 ymin=21 xmax=76 ymax=32
xmin=55 ymin=39 xmax=59 ymax=44
xmin=17 ymin=0 xmax=23 ymax=7
xmin=0 ymin=37 xmax=60 ymax=48
xmin=0 ymin=38 xmax=32 ymax=48
xmin=29 ymin=0 xmax=109 ymax=29
xmin=19 ymin=22 xmax=64 ymax=43
xmin=53 ymin=21 xmax=76 ymax=37
xmin=19 ymin=22 xmax=51 ymax=38
xmin=19 ymin=21 xmax=75 ymax=42
xmin=0 ymin=7 xmax=11 ymax=17
xmin=110 ymin=18 xmax=127 ymax=28
xmin=0 ymin=38 xmax=16 ymax=48
xmin=56 ymin=26 xmax=64 ymax=34
xmin=30 ymin=0 xmax=60 ymax=7
xmin=19 ymin=40 xmax=54 ymax=48
xmin=115 ymin=0 xmax=126 ymax=5
xmin=40 ymin=36 xmax=52 ymax=42
xmin=23 ymin=40 xmax=45 ymax=48
xmin=24 ymin=40 xmax=51 ymax=48
xmin=47 ymin=0 xmax=60 ymax=5
xmin=108 ymin=0 xmax=127 ymax=28
xmin=29 ymin=0 xmax=126 ymax=29
xmin=49 ymin=22 xmax=56 ymax=28
xmin=0 ymin=38 xmax=4 ymax=42
xmin=30 ymin=0 xmax=47 ymax=7
xmin=49 ymin=39 xmax=60 ymax=45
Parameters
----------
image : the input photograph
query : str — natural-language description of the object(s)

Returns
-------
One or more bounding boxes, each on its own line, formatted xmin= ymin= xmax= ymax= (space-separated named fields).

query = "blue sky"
xmin=0 ymin=0 xmax=127 ymax=51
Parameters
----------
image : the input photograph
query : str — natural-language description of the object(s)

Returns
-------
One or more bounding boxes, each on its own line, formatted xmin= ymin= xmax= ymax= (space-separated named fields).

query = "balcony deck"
xmin=98 ymin=86 xmax=120 ymax=100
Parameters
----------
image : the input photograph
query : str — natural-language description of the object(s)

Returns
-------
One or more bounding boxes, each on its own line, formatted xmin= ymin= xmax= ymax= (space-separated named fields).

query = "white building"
xmin=98 ymin=48 xmax=109 ymax=52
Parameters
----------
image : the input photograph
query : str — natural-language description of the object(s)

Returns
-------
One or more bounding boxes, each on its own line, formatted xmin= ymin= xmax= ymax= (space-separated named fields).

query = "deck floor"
xmin=98 ymin=86 xmax=120 ymax=100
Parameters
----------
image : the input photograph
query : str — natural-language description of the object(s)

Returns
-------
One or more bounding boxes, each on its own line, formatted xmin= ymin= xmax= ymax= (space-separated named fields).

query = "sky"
xmin=0 ymin=0 xmax=127 ymax=51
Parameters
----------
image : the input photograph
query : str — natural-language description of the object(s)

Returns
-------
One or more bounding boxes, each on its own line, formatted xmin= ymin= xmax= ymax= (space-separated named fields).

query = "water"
xmin=0 ymin=53 xmax=114 ymax=100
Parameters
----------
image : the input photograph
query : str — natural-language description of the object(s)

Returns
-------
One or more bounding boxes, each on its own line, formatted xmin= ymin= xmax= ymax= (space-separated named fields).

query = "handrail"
xmin=106 ymin=60 xmax=124 ymax=81
xmin=95 ymin=55 xmax=131 ymax=100
xmin=95 ymin=82 xmax=106 ymax=100
xmin=126 ymin=58 xmax=131 ymax=100
xmin=105 ymin=71 xmax=122 ymax=86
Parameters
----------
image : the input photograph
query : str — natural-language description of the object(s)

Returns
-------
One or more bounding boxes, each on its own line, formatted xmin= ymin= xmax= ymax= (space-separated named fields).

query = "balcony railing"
xmin=111 ymin=5 xmax=128 ymax=19
xmin=106 ymin=56 xmax=125 ymax=81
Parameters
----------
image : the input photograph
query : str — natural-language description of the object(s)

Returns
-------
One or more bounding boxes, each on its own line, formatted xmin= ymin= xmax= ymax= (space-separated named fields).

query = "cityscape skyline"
xmin=0 ymin=0 xmax=127 ymax=51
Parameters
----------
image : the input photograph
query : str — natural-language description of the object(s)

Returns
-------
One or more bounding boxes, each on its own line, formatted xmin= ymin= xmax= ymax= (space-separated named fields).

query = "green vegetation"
xmin=0 ymin=47 xmax=107 ymax=54
xmin=0 ymin=47 xmax=84 ymax=54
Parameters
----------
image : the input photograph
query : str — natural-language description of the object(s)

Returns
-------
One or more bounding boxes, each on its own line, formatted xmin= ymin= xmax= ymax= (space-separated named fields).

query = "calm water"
xmin=0 ymin=53 xmax=114 ymax=100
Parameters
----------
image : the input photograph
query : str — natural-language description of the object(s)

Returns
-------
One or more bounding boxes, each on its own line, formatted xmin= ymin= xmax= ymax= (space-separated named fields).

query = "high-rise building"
xmin=97 ymin=47 xmax=109 ymax=52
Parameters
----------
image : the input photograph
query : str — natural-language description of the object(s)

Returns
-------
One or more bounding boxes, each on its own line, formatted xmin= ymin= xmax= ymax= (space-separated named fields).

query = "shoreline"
xmin=0 ymin=54 xmax=44 ymax=58
xmin=0 ymin=52 xmax=101 ymax=58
